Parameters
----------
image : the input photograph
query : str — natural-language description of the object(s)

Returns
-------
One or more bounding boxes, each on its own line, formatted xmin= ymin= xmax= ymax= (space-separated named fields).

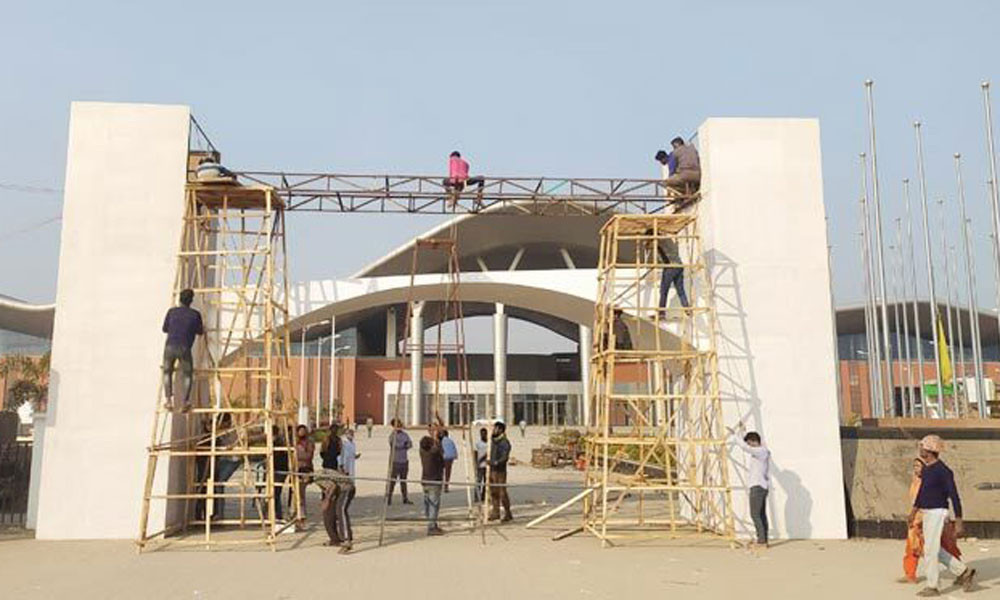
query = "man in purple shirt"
xmin=907 ymin=435 xmax=976 ymax=595
xmin=161 ymin=288 xmax=204 ymax=411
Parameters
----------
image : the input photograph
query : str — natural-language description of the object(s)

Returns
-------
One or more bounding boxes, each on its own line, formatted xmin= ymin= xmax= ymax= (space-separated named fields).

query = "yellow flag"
xmin=937 ymin=315 xmax=953 ymax=384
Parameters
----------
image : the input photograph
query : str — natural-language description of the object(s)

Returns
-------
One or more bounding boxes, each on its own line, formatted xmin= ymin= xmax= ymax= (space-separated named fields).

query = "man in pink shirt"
xmin=443 ymin=151 xmax=485 ymax=206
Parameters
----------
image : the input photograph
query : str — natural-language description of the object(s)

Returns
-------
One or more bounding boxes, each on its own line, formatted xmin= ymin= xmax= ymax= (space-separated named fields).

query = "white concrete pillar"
xmin=578 ymin=324 xmax=592 ymax=427
xmin=699 ymin=118 xmax=847 ymax=540
xmin=35 ymin=102 xmax=191 ymax=539
xmin=385 ymin=306 xmax=397 ymax=358
xmin=493 ymin=303 xmax=507 ymax=421
xmin=410 ymin=302 xmax=424 ymax=425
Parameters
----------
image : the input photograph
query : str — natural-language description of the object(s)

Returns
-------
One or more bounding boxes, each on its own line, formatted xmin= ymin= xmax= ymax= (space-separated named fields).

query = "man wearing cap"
xmin=907 ymin=435 xmax=976 ymax=596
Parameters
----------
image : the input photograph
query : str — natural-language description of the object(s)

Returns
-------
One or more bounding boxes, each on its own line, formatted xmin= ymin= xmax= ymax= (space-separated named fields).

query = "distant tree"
xmin=0 ymin=353 xmax=50 ymax=412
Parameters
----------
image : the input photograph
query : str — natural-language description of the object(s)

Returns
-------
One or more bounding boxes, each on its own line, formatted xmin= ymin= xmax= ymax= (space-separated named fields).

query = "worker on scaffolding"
xmin=443 ymin=151 xmax=485 ymax=206
xmin=656 ymin=137 xmax=701 ymax=197
xmin=612 ymin=309 xmax=633 ymax=350
xmin=652 ymin=232 xmax=690 ymax=313
xmin=161 ymin=288 xmax=204 ymax=412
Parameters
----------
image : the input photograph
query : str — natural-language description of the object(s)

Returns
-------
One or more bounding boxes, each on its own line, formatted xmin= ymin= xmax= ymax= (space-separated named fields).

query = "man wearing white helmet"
xmin=907 ymin=435 xmax=976 ymax=596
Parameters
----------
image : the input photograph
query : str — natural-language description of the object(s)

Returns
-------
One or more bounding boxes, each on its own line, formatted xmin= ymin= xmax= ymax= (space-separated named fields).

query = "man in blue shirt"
xmin=907 ymin=435 xmax=976 ymax=596
xmin=440 ymin=429 xmax=458 ymax=492
xmin=161 ymin=288 xmax=204 ymax=411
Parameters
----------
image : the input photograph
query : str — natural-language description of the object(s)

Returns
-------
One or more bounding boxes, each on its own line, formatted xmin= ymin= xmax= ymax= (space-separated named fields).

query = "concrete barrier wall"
xmin=33 ymin=102 xmax=190 ymax=539
xmin=842 ymin=425 xmax=1000 ymax=537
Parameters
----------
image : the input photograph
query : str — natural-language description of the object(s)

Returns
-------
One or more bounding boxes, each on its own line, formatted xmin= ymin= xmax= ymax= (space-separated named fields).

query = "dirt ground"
xmin=4 ymin=426 xmax=999 ymax=599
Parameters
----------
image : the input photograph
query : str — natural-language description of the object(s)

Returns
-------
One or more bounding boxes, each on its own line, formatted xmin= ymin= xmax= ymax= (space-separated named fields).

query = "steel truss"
xmin=234 ymin=172 xmax=694 ymax=215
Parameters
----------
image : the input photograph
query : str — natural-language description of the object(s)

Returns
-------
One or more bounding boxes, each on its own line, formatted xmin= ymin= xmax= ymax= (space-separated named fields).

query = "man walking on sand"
xmin=908 ymin=435 xmax=976 ymax=596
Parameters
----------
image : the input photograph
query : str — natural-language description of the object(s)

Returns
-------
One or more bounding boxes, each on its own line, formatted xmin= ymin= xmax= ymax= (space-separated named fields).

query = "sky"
xmin=2 ymin=0 xmax=999 ymax=351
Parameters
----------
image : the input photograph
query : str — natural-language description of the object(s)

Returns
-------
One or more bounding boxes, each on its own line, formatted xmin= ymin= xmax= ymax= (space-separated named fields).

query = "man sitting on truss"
xmin=443 ymin=151 xmax=485 ymax=207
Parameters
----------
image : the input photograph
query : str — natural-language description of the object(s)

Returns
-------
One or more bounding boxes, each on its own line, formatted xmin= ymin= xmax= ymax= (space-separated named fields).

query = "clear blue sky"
xmin=2 ymin=1 xmax=999 ymax=348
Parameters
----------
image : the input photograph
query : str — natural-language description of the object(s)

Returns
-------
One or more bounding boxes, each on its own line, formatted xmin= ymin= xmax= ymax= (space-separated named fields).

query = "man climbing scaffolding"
xmin=656 ymin=136 xmax=701 ymax=198
xmin=161 ymin=288 xmax=204 ymax=412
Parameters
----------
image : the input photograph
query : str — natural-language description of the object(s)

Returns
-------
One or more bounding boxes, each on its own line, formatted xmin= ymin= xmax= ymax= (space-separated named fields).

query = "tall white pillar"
xmin=385 ymin=306 xmax=397 ymax=358
xmin=493 ymin=303 xmax=508 ymax=421
xmin=578 ymin=324 xmax=592 ymax=427
xmin=410 ymin=302 xmax=424 ymax=425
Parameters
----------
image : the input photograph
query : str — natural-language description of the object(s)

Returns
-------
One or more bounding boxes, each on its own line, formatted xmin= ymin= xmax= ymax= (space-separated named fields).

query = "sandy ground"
xmin=3 ymin=426 xmax=999 ymax=600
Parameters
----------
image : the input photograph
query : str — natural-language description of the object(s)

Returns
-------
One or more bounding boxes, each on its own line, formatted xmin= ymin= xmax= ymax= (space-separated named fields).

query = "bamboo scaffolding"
xmin=579 ymin=213 xmax=735 ymax=546
xmin=137 ymin=184 xmax=302 ymax=551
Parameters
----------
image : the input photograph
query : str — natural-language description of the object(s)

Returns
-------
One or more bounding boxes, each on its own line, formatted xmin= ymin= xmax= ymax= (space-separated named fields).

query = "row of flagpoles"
xmin=858 ymin=81 xmax=999 ymax=420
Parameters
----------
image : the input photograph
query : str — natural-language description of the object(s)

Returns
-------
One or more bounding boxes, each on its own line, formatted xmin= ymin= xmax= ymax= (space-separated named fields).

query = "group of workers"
xmin=162 ymin=258 xmax=975 ymax=592
xmin=387 ymin=418 xmax=513 ymax=535
xmin=442 ymin=136 xmax=701 ymax=201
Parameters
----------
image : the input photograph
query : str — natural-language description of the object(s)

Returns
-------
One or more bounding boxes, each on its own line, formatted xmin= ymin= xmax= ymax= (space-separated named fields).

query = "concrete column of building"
xmin=409 ymin=302 xmax=424 ymax=425
xmin=493 ymin=303 xmax=508 ymax=421
xmin=385 ymin=306 xmax=397 ymax=358
xmin=578 ymin=324 xmax=592 ymax=427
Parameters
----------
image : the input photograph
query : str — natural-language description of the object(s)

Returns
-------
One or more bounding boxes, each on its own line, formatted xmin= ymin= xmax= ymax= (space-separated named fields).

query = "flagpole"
xmin=948 ymin=245 xmax=967 ymax=416
xmin=896 ymin=218 xmax=915 ymax=416
xmin=983 ymin=82 xmax=1000 ymax=302
xmin=865 ymin=80 xmax=895 ymax=415
xmin=915 ymin=122 xmax=945 ymax=416
xmin=860 ymin=230 xmax=880 ymax=414
xmin=860 ymin=153 xmax=884 ymax=414
xmin=889 ymin=241 xmax=906 ymax=414
xmin=903 ymin=179 xmax=927 ymax=415
xmin=938 ymin=198 xmax=959 ymax=415
xmin=955 ymin=153 xmax=986 ymax=417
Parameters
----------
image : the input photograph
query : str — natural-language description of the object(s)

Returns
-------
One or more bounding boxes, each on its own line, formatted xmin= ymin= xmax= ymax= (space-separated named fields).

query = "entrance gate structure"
xmin=583 ymin=213 xmax=735 ymax=545
xmin=137 ymin=182 xmax=301 ymax=550
xmin=137 ymin=165 xmax=733 ymax=548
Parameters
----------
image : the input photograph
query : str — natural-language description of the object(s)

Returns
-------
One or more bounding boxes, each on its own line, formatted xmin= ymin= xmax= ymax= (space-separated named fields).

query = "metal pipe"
xmin=298 ymin=324 xmax=311 ymax=425
xmin=903 ymin=179 xmax=927 ymax=415
xmin=983 ymin=82 xmax=1000 ymax=300
xmin=328 ymin=314 xmax=336 ymax=425
xmin=938 ymin=198 xmax=959 ymax=414
xmin=955 ymin=154 xmax=985 ymax=415
xmin=860 ymin=155 xmax=883 ymax=413
xmin=314 ymin=338 xmax=321 ymax=427
xmin=860 ymin=229 xmax=879 ymax=412
xmin=865 ymin=80 xmax=895 ymax=415
xmin=889 ymin=241 xmax=905 ymax=415
xmin=915 ymin=121 xmax=945 ymax=416
xmin=949 ymin=245 xmax=967 ymax=416
xmin=960 ymin=182 xmax=986 ymax=415
xmin=895 ymin=218 xmax=914 ymax=416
